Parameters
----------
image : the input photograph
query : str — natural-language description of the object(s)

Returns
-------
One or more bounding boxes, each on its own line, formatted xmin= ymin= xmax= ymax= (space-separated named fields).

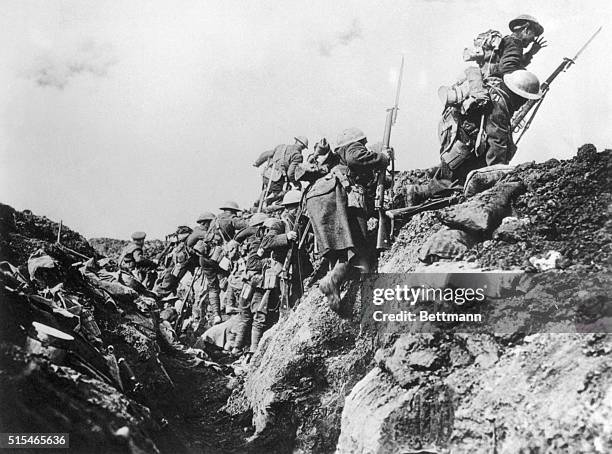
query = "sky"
xmin=1 ymin=0 xmax=611 ymax=239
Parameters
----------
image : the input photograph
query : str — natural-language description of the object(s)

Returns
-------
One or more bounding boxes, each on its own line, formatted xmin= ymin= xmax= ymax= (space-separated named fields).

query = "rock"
xmin=224 ymin=290 xmax=376 ymax=453
xmin=577 ymin=143 xmax=597 ymax=158
xmin=529 ymin=250 xmax=563 ymax=271
xmin=493 ymin=216 xmax=531 ymax=243
xmin=337 ymin=368 xmax=453 ymax=454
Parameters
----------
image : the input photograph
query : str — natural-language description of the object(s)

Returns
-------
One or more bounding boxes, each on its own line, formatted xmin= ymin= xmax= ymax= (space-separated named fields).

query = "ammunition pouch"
xmin=262 ymin=259 xmax=283 ymax=290
xmin=438 ymin=107 xmax=461 ymax=154
xmin=440 ymin=139 xmax=474 ymax=171
xmin=239 ymin=281 xmax=254 ymax=304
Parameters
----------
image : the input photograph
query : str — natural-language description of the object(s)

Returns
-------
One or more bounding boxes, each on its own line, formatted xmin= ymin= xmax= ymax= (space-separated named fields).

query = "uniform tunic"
xmin=485 ymin=35 xmax=533 ymax=78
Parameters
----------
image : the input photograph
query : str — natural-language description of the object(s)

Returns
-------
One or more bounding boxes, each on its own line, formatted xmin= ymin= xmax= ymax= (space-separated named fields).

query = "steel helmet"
xmin=197 ymin=212 xmax=216 ymax=223
xmin=176 ymin=225 xmax=193 ymax=235
xmin=509 ymin=14 xmax=544 ymax=36
xmin=294 ymin=136 xmax=309 ymax=149
xmin=336 ymin=128 xmax=366 ymax=148
xmin=281 ymin=190 xmax=302 ymax=206
xmin=263 ymin=218 xmax=285 ymax=233
xmin=131 ymin=231 xmax=146 ymax=241
xmin=219 ymin=201 xmax=240 ymax=211
xmin=248 ymin=212 xmax=268 ymax=227
xmin=503 ymin=70 xmax=542 ymax=100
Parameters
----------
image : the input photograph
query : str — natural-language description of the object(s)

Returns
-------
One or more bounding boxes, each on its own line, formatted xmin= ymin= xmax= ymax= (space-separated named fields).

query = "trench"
xmin=143 ymin=350 xmax=252 ymax=454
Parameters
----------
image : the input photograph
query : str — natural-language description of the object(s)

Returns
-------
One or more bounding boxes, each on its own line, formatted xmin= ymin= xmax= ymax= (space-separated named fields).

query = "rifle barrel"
xmin=393 ymin=56 xmax=404 ymax=118
xmin=573 ymin=26 xmax=602 ymax=61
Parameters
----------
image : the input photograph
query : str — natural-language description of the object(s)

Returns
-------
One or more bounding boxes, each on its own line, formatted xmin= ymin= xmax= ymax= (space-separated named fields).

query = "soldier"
xmin=186 ymin=211 xmax=225 ymax=325
xmin=403 ymin=70 xmax=542 ymax=205
xmin=439 ymin=15 xmax=546 ymax=111
xmin=279 ymin=190 xmax=313 ymax=308
xmin=246 ymin=217 xmax=293 ymax=357
xmin=253 ymin=136 xmax=309 ymax=208
xmin=119 ymin=231 xmax=146 ymax=268
xmin=305 ymin=128 xmax=388 ymax=311
xmin=231 ymin=212 xmax=269 ymax=357
xmin=486 ymin=15 xmax=546 ymax=79
xmin=217 ymin=201 xmax=248 ymax=240
xmin=119 ymin=231 xmax=157 ymax=288
xmin=153 ymin=226 xmax=194 ymax=297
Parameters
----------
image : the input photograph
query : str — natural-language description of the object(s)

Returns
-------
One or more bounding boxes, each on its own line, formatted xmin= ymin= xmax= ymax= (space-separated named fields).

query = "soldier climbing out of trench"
xmin=303 ymin=128 xmax=389 ymax=312
xmin=397 ymin=14 xmax=546 ymax=208
xmin=253 ymin=136 xmax=309 ymax=209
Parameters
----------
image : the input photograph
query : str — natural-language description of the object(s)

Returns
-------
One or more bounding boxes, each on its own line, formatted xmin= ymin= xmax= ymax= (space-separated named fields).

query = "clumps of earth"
xmin=473 ymin=144 xmax=612 ymax=271
xmin=1 ymin=144 xmax=611 ymax=454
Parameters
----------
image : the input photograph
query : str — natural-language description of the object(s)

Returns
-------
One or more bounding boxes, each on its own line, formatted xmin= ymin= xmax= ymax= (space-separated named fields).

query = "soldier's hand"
xmin=530 ymin=36 xmax=547 ymax=54
xmin=385 ymin=147 xmax=394 ymax=162
xmin=287 ymin=231 xmax=298 ymax=241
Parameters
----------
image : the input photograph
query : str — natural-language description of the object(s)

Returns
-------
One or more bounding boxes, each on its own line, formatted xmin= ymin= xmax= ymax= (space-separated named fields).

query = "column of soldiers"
xmin=117 ymin=14 xmax=546 ymax=362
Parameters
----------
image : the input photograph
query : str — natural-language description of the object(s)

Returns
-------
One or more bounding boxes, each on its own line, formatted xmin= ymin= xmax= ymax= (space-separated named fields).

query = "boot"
xmin=319 ymin=262 xmax=351 ymax=313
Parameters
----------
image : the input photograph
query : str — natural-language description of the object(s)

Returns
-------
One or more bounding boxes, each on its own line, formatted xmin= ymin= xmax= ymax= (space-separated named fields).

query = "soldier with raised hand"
xmin=253 ymin=136 xmax=309 ymax=208
xmin=486 ymin=15 xmax=546 ymax=79
xmin=438 ymin=15 xmax=546 ymax=117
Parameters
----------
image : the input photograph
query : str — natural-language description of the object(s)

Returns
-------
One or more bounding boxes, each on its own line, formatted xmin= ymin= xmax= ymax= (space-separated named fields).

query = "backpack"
xmin=463 ymin=29 xmax=503 ymax=66
xmin=263 ymin=144 xmax=290 ymax=182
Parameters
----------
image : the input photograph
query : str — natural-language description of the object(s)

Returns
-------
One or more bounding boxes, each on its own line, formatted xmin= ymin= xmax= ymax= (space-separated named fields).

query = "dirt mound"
xmin=0 ymin=203 xmax=96 ymax=268
xmin=223 ymin=284 xmax=382 ymax=453
xmin=0 ymin=202 xmax=246 ymax=454
xmin=473 ymin=145 xmax=612 ymax=271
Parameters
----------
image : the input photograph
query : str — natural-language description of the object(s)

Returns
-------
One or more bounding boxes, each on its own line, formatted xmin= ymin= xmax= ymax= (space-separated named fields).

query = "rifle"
xmin=512 ymin=26 xmax=602 ymax=144
xmin=376 ymin=56 xmax=404 ymax=251
xmin=279 ymin=193 xmax=308 ymax=309
xmin=174 ymin=267 xmax=200 ymax=333
xmin=385 ymin=195 xmax=457 ymax=234
xmin=55 ymin=221 xmax=93 ymax=262
xmin=257 ymin=158 xmax=274 ymax=212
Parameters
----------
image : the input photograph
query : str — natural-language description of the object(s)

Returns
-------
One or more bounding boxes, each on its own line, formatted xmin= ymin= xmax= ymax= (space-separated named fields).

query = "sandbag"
xmin=463 ymin=164 xmax=515 ymax=198
xmin=419 ymin=228 xmax=477 ymax=264
xmin=439 ymin=181 xmax=525 ymax=235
